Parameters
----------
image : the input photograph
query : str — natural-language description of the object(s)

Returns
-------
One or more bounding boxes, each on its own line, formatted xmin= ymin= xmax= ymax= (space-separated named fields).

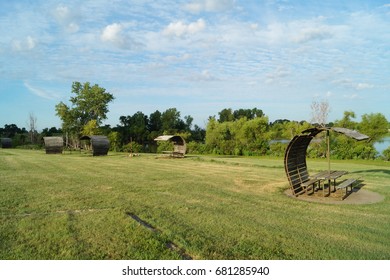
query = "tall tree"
xmin=55 ymin=81 xmax=114 ymax=143
xmin=334 ymin=111 xmax=357 ymax=128
xmin=358 ymin=113 xmax=389 ymax=142
xmin=218 ymin=108 xmax=234 ymax=123
xmin=161 ymin=108 xmax=181 ymax=134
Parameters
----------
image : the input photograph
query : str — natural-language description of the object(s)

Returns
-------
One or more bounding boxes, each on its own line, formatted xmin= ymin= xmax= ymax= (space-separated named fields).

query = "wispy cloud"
xmin=163 ymin=19 xmax=206 ymax=38
xmin=1 ymin=0 xmax=389 ymax=128
xmin=356 ymin=83 xmax=374 ymax=90
xmin=12 ymin=36 xmax=37 ymax=52
xmin=24 ymin=82 xmax=59 ymax=100
xmin=185 ymin=0 xmax=235 ymax=13
xmin=52 ymin=4 xmax=80 ymax=33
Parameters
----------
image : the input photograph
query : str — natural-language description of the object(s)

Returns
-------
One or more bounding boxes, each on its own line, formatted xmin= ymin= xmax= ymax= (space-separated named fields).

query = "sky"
xmin=1 ymin=0 xmax=390 ymax=130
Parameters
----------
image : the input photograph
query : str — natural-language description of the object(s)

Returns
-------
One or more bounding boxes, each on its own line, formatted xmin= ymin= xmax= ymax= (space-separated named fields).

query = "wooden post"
xmin=327 ymin=130 xmax=330 ymax=174
xmin=327 ymin=129 xmax=331 ymax=195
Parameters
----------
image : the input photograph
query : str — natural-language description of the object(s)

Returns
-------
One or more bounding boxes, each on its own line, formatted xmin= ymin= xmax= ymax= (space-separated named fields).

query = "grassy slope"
xmin=0 ymin=149 xmax=389 ymax=260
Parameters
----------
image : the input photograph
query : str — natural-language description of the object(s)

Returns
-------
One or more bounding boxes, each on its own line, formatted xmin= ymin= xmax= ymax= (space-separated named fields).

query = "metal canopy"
xmin=154 ymin=135 xmax=186 ymax=157
xmin=331 ymin=127 xmax=370 ymax=141
xmin=284 ymin=127 xmax=369 ymax=196
xmin=80 ymin=135 xmax=110 ymax=156
xmin=301 ymin=127 xmax=369 ymax=141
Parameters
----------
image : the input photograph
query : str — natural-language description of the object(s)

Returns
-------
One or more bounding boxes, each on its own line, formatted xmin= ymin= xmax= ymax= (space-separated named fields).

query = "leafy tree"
xmin=382 ymin=146 xmax=390 ymax=161
xmin=108 ymin=131 xmax=121 ymax=152
xmin=334 ymin=111 xmax=357 ymax=129
xmin=55 ymin=81 xmax=114 ymax=141
xmin=184 ymin=115 xmax=193 ymax=130
xmin=82 ymin=120 xmax=101 ymax=136
xmin=233 ymin=108 xmax=264 ymax=120
xmin=41 ymin=127 xmax=62 ymax=137
xmin=358 ymin=113 xmax=389 ymax=142
xmin=130 ymin=111 xmax=149 ymax=143
xmin=218 ymin=108 xmax=234 ymax=123
xmin=1 ymin=124 xmax=27 ymax=138
xmin=161 ymin=108 xmax=183 ymax=134
xmin=148 ymin=110 xmax=163 ymax=133
xmin=190 ymin=124 xmax=206 ymax=142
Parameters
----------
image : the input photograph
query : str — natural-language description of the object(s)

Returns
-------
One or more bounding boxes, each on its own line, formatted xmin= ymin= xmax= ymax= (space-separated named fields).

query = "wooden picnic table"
xmin=311 ymin=170 xmax=348 ymax=196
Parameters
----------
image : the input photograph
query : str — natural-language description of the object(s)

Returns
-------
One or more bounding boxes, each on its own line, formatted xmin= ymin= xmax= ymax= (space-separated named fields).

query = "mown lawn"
xmin=1 ymin=149 xmax=389 ymax=259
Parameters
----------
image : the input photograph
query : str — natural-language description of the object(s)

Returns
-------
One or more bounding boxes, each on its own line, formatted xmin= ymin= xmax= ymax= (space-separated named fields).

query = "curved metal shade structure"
xmin=284 ymin=127 xmax=369 ymax=196
xmin=80 ymin=135 xmax=110 ymax=156
xmin=43 ymin=136 xmax=64 ymax=154
xmin=1 ymin=138 xmax=12 ymax=148
xmin=154 ymin=135 xmax=186 ymax=157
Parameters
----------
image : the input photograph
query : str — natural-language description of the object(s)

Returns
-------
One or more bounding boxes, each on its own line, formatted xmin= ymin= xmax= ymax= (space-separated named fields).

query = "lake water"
xmin=271 ymin=137 xmax=390 ymax=155
xmin=374 ymin=136 xmax=390 ymax=154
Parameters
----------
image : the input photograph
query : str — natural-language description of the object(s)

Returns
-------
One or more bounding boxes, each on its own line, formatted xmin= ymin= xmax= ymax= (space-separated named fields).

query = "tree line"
xmin=1 ymin=81 xmax=389 ymax=160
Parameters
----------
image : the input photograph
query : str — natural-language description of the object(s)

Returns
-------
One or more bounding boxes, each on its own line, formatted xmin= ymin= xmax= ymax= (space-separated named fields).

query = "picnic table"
xmin=311 ymin=170 xmax=348 ymax=196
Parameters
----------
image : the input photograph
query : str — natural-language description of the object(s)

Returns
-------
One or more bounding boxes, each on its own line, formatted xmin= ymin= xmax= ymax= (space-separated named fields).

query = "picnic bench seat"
xmin=286 ymin=163 xmax=320 ymax=196
xmin=336 ymin=178 xmax=357 ymax=200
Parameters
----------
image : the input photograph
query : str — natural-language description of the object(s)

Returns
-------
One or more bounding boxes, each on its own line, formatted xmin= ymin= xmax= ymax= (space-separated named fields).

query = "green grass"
xmin=1 ymin=149 xmax=390 ymax=259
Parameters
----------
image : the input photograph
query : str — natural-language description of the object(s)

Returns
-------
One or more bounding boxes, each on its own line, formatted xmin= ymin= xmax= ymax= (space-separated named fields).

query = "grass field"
xmin=1 ymin=149 xmax=390 ymax=260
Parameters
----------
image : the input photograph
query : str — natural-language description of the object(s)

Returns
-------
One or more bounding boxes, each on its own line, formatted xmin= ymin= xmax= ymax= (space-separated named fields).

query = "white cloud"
xmin=325 ymin=91 xmax=333 ymax=98
xmin=12 ymin=36 xmax=37 ymax=51
xmin=164 ymin=53 xmax=192 ymax=62
xmin=356 ymin=83 xmax=374 ymax=90
xmin=53 ymin=4 xmax=79 ymax=33
xmin=185 ymin=0 xmax=235 ymax=13
xmin=293 ymin=27 xmax=333 ymax=43
xmin=101 ymin=23 xmax=142 ymax=49
xmin=332 ymin=79 xmax=374 ymax=91
xmin=24 ymin=82 xmax=59 ymax=100
xmin=265 ymin=66 xmax=290 ymax=84
xmin=163 ymin=19 xmax=206 ymax=38
xmin=343 ymin=94 xmax=360 ymax=99
xmin=101 ymin=23 xmax=123 ymax=42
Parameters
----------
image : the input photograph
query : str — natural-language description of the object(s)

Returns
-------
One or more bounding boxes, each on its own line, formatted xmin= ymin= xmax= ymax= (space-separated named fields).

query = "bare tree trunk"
xmin=311 ymin=99 xmax=330 ymax=127
xmin=28 ymin=112 xmax=37 ymax=144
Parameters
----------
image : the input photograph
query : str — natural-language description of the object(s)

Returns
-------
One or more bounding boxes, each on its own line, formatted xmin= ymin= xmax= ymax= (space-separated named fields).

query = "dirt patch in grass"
xmin=284 ymin=188 xmax=384 ymax=205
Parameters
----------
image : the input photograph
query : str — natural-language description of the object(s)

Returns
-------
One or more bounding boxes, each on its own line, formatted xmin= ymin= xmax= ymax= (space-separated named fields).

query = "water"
xmin=271 ymin=137 xmax=390 ymax=155
xmin=374 ymin=136 xmax=390 ymax=154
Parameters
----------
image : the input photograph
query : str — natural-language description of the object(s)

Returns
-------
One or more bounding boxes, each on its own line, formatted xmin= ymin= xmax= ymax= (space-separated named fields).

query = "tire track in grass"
xmin=126 ymin=212 xmax=192 ymax=260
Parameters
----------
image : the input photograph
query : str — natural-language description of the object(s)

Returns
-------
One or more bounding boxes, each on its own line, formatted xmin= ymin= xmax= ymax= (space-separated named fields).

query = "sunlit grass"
xmin=1 ymin=149 xmax=389 ymax=259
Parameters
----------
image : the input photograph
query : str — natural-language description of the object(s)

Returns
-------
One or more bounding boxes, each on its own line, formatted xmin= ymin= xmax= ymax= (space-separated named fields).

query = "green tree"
xmin=55 ymin=81 xmax=114 ymax=139
xmin=82 ymin=120 xmax=101 ymax=136
xmin=358 ymin=113 xmax=389 ymax=142
xmin=108 ymin=131 xmax=121 ymax=152
xmin=130 ymin=111 xmax=149 ymax=143
xmin=218 ymin=108 xmax=234 ymax=123
xmin=161 ymin=108 xmax=182 ymax=134
xmin=334 ymin=111 xmax=357 ymax=129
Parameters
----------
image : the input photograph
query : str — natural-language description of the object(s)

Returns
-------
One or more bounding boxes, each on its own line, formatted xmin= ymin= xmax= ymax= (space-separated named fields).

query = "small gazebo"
xmin=43 ymin=137 xmax=64 ymax=154
xmin=154 ymin=135 xmax=186 ymax=158
xmin=1 ymin=138 xmax=12 ymax=148
xmin=284 ymin=127 xmax=369 ymax=196
xmin=80 ymin=135 xmax=110 ymax=156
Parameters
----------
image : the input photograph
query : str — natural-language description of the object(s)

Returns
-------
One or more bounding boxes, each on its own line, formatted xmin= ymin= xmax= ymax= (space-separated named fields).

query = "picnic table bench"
xmin=310 ymin=170 xmax=348 ymax=196
xmin=336 ymin=178 xmax=357 ymax=200
xmin=286 ymin=164 xmax=321 ymax=196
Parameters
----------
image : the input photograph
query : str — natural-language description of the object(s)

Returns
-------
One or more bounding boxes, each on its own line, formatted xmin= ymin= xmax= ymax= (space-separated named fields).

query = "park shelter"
xmin=43 ymin=137 xmax=64 ymax=154
xmin=284 ymin=127 xmax=369 ymax=196
xmin=80 ymin=135 xmax=110 ymax=156
xmin=1 ymin=138 xmax=12 ymax=148
xmin=154 ymin=135 xmax=187 ymax=157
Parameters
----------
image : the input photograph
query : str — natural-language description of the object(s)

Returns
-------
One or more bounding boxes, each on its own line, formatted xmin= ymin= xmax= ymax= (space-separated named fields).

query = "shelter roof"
xmin=301 ymin=127 xmax=369 ymax=141
xmin=154 ymin=135 xmax=176 ymax=141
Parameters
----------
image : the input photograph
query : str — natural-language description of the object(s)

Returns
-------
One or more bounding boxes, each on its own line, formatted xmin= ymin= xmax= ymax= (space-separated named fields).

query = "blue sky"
xmin=1 ymin=0 xmax=390 ymax=130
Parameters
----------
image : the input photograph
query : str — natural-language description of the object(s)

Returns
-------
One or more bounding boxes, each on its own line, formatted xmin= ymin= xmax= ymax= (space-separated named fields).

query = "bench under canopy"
xmin=284 ymin=127 xmax=369 ymax=196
